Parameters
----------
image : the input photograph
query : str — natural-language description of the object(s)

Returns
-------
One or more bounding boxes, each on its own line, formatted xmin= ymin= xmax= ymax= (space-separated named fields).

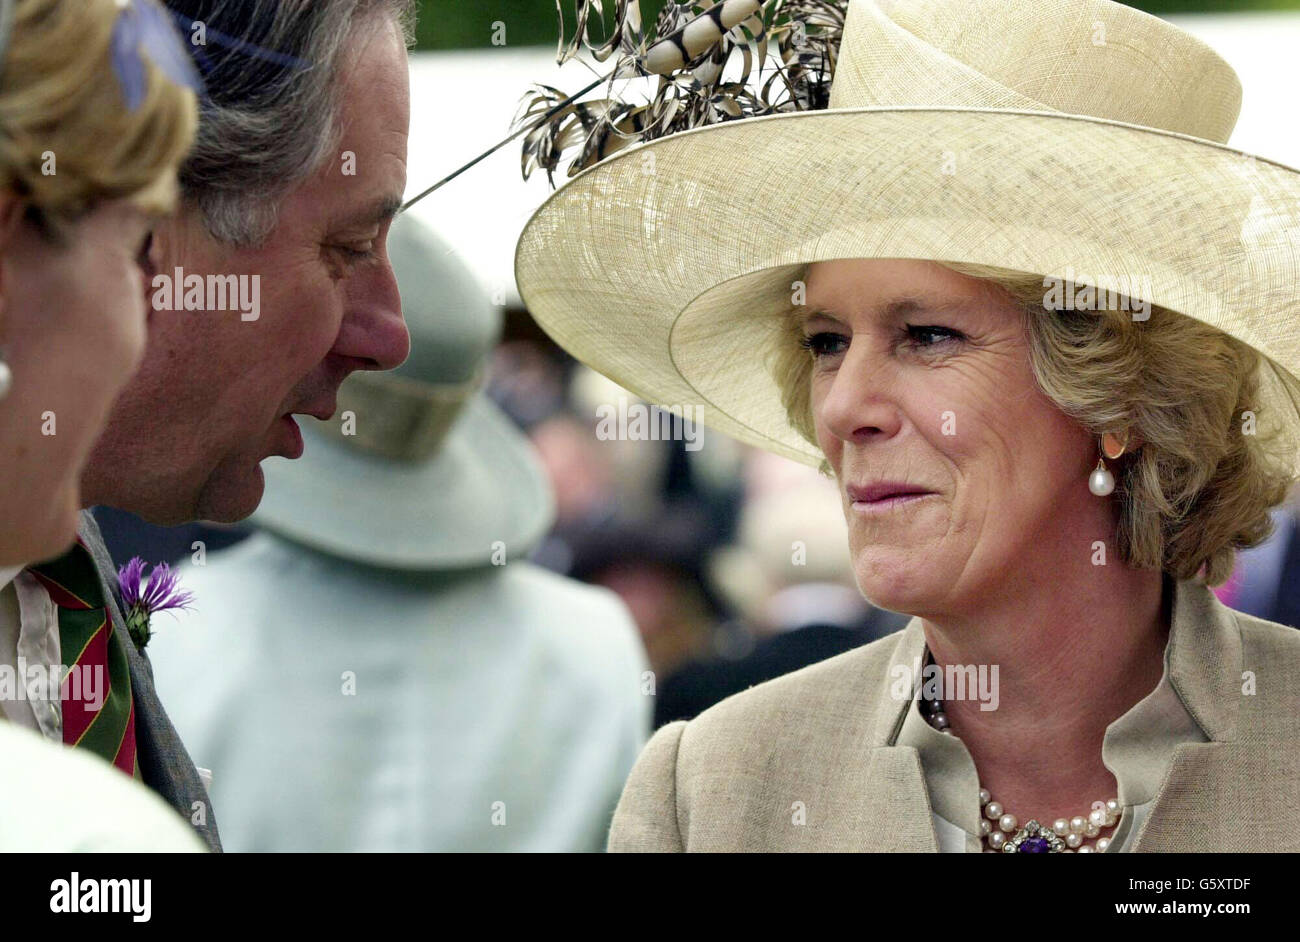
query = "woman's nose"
xmin=817 ymin=346 xmax=904 ymax=444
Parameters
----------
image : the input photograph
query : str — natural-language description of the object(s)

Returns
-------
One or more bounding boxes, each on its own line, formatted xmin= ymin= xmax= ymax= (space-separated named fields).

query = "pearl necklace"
xmin=922 ymin=697 xmax=1122 ymax=853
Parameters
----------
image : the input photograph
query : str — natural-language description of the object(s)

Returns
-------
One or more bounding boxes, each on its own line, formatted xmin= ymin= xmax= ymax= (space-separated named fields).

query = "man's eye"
xmin=905 ymin=324 xmax=964 ymax=347
xmin=799 ymin=332 xmax=849 ymax=358
xmin=333 ymin=244 xmax=376 ymax=263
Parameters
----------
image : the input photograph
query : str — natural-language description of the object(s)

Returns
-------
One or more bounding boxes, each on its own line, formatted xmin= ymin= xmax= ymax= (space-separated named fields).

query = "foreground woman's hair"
xmin=0 ymin=0 xmax=196 ymax=230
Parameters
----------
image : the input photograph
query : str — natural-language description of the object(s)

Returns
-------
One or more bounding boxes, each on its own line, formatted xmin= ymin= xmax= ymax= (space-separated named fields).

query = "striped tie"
xmin=25 ymin=540 xmax=139 ymax=778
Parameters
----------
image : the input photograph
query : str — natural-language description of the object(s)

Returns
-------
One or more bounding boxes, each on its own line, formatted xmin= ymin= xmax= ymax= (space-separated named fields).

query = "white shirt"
xmin=147 ymin=532 xmax=653 ymax=852
xmin=0 ymin=565 xmax=63 ymax=738
xmin=0 ymin=569 xmax=204 ymax=851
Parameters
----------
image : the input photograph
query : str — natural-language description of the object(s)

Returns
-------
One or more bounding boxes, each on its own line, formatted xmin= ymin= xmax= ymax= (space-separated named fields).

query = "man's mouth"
xmin=276 ymin=415 xmax=305 ymax=459
xmin=291 ymin=400 xmax=338 ymax=422
xmin=271 ymin=398 xmax=338 ymax=461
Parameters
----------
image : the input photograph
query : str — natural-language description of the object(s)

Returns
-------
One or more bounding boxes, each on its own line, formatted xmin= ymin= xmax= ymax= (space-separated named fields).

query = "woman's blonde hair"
xmin=770 ymin=260 xmax=1297 ymax=585
xmin=0 ymin=0 xmax=197 ymax=234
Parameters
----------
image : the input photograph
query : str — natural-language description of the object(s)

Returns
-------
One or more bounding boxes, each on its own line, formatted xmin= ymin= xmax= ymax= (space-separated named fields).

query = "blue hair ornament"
xmin=110 ymin=0 xmax=203 ymax=111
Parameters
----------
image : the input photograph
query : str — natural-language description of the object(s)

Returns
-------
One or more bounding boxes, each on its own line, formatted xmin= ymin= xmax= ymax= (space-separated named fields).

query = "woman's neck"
xmin=920 ymin=561 xmax=1171 ymax=827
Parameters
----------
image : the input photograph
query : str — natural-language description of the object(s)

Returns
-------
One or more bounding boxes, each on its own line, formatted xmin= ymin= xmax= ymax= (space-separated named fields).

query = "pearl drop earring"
xmin=1088 ymin=456 xmax=1115 ymax=496
xmin=1088 ymin=430 xmax=1130 ymax=497
xmin=0 ymin=354 xmax=10 ymax=401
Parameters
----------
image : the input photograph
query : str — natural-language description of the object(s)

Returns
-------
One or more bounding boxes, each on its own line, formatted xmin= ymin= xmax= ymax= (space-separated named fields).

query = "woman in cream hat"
xmin=514 ymin=0 xmax=1300 ymax=852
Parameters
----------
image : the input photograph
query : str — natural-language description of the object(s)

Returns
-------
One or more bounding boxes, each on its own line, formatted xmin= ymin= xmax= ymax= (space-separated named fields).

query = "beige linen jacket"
xmin=609 ymin=579 xmax=1300 ymax=851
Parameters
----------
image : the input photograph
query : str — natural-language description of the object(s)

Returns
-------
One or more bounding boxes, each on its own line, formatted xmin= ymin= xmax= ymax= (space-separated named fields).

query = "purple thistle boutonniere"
xmin=117 ymin=557 xmax=194 ymax=651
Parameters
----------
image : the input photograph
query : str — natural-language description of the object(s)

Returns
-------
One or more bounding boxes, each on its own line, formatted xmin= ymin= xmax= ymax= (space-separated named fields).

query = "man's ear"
xmin=0 ymin=189 xmax=25 ymax=254
xmin=0 ymin=190 xmax=25 ymax=315
xmin=146 ymin=209 xmax=192 ymax=275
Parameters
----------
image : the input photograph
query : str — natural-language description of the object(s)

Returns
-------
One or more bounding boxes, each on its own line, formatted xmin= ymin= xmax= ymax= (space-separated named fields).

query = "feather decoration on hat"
xmin=517 ymin=0 xmax=850 ymax=185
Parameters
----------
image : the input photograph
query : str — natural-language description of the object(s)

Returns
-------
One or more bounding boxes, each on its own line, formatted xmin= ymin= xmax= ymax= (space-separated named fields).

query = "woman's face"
xmin=0 ymin=197 xmax=153 ymax=565
xmin=802 ymin=258 xmax=1108 ymax=617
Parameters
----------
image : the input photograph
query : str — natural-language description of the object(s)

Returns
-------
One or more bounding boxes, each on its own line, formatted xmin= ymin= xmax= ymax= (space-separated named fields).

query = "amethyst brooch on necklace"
xmin=1001 ymin=820 xmax=1067 ymax=853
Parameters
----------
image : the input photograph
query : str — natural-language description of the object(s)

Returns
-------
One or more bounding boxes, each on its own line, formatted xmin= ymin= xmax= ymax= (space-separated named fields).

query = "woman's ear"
xmin=1101 ymin=427 xmax=1143 ymax=459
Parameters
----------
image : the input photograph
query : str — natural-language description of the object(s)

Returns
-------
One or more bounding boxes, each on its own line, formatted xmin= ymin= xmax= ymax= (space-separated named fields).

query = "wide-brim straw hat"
xmin=515 ymin=0 xmax=1300 ymax=468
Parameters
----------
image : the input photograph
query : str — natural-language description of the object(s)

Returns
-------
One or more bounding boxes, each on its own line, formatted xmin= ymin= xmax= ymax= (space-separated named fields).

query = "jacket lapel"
xmin=76 ymin=510 xmax=223 ymax=852
xmin=849 ymin=618 xmax=939 ymax=851
xmin=858 ymin=745 xmax=941 ymax=851
xmin=1132 ymin=741 xmax=1230 ymax=852
xmin=1133 ymin=580 xmax=1241 ymax=852
xmin=745 ymin=617 xmax=938 ymax=851
xmin=1133 ymin=580 xmax=1300 ymax=852
xmin=1164 ymin=579 xmax=1241 ymax=742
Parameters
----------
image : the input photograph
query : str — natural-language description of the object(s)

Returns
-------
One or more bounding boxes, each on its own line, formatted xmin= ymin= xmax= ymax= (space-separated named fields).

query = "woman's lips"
xmin=846 ymin=482 xmax=936 ymax=513
xmin=850 ymin=492 xmax=934 ymax=513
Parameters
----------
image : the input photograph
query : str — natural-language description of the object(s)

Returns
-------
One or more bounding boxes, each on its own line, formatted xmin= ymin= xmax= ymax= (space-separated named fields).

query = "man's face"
xmin=83 ymin=19 xmax=411 ymax=524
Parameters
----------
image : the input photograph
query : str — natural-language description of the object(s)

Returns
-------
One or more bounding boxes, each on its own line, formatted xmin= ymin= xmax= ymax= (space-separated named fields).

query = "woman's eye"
xmin=799 ymin=331 xmax=849 ymax=358
xmin=906 ymin=324 xmax=963 ymax=347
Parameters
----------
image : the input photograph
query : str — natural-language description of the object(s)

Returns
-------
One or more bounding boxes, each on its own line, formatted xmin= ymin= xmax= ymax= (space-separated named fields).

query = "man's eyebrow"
xmin=334 ymin=195 xmax=404 ymax=230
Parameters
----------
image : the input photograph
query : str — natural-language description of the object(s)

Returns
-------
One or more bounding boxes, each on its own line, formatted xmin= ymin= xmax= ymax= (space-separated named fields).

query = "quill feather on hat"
xmin=517 ymin=0 xmax=850 ymax=184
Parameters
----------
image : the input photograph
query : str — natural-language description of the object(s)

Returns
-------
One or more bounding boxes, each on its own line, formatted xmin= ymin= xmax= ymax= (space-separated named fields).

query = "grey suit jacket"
xmin=609 ymin=578 xmax=1300 ymax=851
xmin=78 ymin=511 xmax=222 ymax=852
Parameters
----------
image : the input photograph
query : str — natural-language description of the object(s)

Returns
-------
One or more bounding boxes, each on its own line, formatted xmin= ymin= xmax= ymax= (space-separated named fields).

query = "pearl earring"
xmin=1088 ymin=430 xmax=1129 ymax=497
xmin=1089 ymin=456 xmax=1115 ymax=496
xmin=0 ymin=355 xmax=10 ymax=401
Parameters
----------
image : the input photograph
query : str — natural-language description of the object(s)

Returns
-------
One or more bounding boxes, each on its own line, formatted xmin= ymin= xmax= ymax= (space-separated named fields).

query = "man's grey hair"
xmin=165 ymin=0 xmax=416 ymax=246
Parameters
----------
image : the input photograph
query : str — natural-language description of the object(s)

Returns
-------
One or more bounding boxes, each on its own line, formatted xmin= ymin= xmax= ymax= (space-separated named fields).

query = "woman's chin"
xmin=10 ymin=490 xmax=81 ymax=567
xmin=852 ymin=555 xmax=937 ymax=615
xmin=2 ymin=515 xmax=78 ymax=568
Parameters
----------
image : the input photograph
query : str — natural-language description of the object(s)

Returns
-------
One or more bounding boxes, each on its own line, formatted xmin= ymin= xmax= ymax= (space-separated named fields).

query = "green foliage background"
xmin=412 ymin=0 xmax=1300 ymax=50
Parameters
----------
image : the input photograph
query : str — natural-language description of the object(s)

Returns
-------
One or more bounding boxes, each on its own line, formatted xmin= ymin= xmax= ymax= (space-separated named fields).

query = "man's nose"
xmin=339 ymin=258 xmax=410 ymax=371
